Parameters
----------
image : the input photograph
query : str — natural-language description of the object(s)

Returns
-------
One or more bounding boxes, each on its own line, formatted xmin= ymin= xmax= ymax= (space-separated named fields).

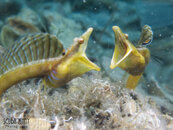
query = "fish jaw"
xmin=46 ymin=28 xmax=100 ymax=88
xmin=79 ymin=27 xmax=93 ymax=53
xmin=110 ymin=26 xmax=152 ymax=89
xmin=110 ymin=26 xmax=147 ymax=75
xmin=110 ymin=26 xmax=133 ymax=69
xmin=71 ymin=27 xmax=100 ymax=72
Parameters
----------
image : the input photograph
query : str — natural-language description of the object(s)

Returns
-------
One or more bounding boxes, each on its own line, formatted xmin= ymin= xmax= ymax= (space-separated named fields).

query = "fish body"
xmin=0 ymin=33 xmax=64 ymax=95
xmin=110 ymin=26 xmax=152 ymax=89
xmin=0 ymin=28 xmax=100 ymax=95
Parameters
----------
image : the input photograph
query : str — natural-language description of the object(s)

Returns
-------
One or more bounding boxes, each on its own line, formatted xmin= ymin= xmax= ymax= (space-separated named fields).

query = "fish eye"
xmin=124 ymin=34 xmax=128 ymax=39
xmin=62 ymin=52 xmax=65 ymax=55
xmin=78 ymin=38 xmax=84 ymax=44
xmin=62 ymin=49 xmax=66 ymax=55
xmin=142 ymin=38 xmax=152 ymax=46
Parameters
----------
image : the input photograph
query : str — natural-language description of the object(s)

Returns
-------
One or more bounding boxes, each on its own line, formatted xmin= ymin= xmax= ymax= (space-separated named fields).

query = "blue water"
xmin=0 ymin=0 xmax=173 ymax=111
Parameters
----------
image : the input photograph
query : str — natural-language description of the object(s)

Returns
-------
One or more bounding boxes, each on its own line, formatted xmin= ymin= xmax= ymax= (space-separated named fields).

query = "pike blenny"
xmin=110 ymin=25 xmax=152 ymax=90
xmin=0 ymin=28 xmax=100 ymax=96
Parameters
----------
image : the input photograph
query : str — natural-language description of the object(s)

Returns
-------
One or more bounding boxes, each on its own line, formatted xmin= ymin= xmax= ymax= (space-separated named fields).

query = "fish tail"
xmin=126 ymin=73 xmax=143 ymax=90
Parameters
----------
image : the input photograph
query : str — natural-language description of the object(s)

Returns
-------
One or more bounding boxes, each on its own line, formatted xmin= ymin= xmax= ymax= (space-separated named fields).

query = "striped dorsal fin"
xmin=0 ymin=33 xmax=64 ymax=74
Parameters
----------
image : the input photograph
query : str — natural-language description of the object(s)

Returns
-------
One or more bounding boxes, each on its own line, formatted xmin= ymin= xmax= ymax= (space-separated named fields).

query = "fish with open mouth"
xmin=0 ymin=28 xmax=100 ymax=96
xmin=110 ymin=25 xmax=153 ymax=89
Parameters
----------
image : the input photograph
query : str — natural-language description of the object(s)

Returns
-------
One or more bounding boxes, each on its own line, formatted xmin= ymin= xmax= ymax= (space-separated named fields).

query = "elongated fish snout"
xmin=112 ymin=26 xmax=126 ymax=41
xmin=78 ymin=27 xmax=93 ymax=53
xmin=82 ymin=27 xmax=93 ymax=41
xmin=78 ymin=27 xmax=100 ymax=71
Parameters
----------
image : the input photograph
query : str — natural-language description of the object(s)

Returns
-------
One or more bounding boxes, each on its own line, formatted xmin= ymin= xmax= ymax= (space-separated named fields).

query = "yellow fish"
xmin=0 ymin=28 xmax=100 ymax=95
xmin=110 ymin=25 xmax=152 ymax=89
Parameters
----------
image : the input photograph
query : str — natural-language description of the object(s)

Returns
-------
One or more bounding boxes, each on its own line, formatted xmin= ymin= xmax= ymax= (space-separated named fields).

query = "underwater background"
xmin=0 ymin=0 xmax=173 ymax=129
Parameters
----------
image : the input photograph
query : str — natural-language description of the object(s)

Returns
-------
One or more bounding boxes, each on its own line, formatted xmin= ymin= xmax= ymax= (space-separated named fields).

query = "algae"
xmin=0 ymin=72 xmax=172 ymax=129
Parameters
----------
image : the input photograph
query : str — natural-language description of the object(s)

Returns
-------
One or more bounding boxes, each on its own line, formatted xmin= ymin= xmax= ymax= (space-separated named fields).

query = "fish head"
xmin=66 ymin=27 xmax=100 ymax=73
xmin=51 ymin=28 xmax=100 ymax=85
xmin=110 ymin=26 xmax=147 ymax=75
xmin=110 ymin=26 xmax=134 ymax=69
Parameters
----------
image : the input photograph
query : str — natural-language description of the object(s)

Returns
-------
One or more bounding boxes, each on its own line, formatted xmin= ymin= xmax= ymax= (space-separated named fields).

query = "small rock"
xmin=0 ymin=17 xmax=41 ymax=48
xmin=122 ymin=100 xmax=137 ymax=115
